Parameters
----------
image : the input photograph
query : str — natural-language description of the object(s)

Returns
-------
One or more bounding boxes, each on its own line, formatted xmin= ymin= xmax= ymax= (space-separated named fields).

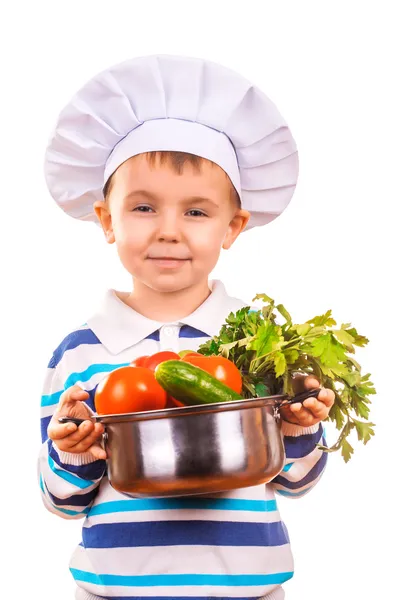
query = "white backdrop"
xmin=2 ymin=1 xmax=399 ymax=598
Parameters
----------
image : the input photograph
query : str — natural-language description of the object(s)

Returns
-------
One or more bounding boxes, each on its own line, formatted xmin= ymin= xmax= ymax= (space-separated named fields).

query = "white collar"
xmin=86 ymin=279 xmax=247 ymax=355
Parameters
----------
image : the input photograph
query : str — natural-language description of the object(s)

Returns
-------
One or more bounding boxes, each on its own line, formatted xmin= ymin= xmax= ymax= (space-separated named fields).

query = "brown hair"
xmin=103 ymin=151 xmax=241 ymax=208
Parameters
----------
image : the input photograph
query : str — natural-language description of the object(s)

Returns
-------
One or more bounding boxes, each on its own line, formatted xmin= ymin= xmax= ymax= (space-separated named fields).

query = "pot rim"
xmin=93 ymin=394 xmax=287 ymax=424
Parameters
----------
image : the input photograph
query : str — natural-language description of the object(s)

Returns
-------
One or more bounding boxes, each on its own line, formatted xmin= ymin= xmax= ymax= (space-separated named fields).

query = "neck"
xmin=117 ymin=279 xmax=212 ymax=322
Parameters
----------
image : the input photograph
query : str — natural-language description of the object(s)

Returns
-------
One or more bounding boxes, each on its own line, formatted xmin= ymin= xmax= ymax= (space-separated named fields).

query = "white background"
xmin=1 ymin=1 xmax=399 ymax=598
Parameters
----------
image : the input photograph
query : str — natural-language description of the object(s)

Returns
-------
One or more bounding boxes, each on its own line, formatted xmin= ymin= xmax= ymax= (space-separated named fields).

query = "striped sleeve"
xmin=38 ymin=334 xmax=106 ymax=520
xmin=38 ymin=439 xmax=105 ymax=519
xmin=271 ymin=421 xmax=328 ymax=499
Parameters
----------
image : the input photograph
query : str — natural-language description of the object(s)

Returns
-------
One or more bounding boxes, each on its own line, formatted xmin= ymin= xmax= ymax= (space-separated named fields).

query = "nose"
xmin=156 ymin=212 xmax=181 ymax=242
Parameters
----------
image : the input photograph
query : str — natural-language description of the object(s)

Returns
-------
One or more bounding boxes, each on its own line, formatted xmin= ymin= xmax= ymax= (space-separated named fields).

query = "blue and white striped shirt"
xmin=38 ymin=280 xmax=328 ymax=600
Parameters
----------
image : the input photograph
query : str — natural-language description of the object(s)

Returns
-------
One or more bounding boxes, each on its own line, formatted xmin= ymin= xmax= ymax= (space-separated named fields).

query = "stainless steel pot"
xmin=59 ymin=388 xmax=320 ymax=498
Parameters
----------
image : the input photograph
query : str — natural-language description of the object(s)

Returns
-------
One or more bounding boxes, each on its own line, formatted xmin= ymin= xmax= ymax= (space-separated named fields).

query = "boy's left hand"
xmin=280 ymin=374 xmax=335 ymax=427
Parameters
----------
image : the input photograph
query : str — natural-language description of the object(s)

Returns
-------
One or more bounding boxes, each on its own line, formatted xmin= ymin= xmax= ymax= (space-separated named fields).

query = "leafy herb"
xmin=198 ymin=294 xmax=376 ymax=462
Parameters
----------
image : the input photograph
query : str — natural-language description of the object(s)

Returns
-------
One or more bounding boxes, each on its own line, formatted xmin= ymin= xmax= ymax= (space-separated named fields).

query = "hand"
xmin=47 ymin=385 xmax=107 ymax=460
xmin=280 ymin=374 xmax=335 ymax=428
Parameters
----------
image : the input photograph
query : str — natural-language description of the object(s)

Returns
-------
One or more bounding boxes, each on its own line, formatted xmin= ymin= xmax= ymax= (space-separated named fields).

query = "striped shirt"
xmin=38 ymin=279 xmax=328 ymax=600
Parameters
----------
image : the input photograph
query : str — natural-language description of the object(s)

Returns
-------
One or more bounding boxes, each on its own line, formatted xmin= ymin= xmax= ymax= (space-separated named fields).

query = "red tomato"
xmin=141 ymin=351 xmax=181 ymax=407
xmin=178 ymin=350 xmax=202 ymax=358
xmin=145 ymin=351 xmax=180 ymax=371
xmin=182 ymin=355 xmax=243 ymax=394
xmin=95 ymin=366 xmax=167 ymax=415
xmin=170 ymin=397 xmax=185 ymax=407
xmin=165 ymin=395 xmax=181 ymax=408
xmin=167 ymin=394 xmax=187 ymax=408
xmin=130 ymin=355 xmax=149 ymax=367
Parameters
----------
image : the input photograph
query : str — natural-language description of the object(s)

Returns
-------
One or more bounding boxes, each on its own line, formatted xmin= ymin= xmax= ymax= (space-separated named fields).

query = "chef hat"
xmin=44 ymin=55 xmax=299 ymax=231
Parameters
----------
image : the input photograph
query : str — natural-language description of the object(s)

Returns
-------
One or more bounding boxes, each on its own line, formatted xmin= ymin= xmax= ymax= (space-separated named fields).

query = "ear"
xmin=222 ymin=209 xmax=251 ymax=250
xmin=93 ymin=201 xmax=115 ymax=244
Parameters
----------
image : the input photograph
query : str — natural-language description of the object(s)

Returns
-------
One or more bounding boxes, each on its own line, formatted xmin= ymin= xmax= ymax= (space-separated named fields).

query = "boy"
xmin=39 ymin=55 xmax=334 ymax=600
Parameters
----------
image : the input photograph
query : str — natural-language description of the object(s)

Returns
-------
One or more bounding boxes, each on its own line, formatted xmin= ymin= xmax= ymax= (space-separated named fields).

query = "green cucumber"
xmin=155 ymin=360 xmax=242 ymax=406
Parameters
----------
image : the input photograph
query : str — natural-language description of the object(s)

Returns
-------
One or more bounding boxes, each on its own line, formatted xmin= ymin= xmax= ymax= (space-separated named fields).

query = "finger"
xmin=50 ymin=420 xmax=100 ymax=449
xmin=55 ymin=434 xmax=99 ymax=454
xmin=58 ymin=385 xmax=89 ymax=409
xmin=89 ymin=443 xmax=107 ymax=461
xmin=291 ymin=374 xmax=320 ymax=395
xmin=304 ymin=375 xmax=320 ymax=390
xmin=70 ymin=432 xmax=104 ymax=453
xmin=289 ymin=405 xmax=317 ymax=426
xmin=290 ymin=402 xmax=313 ymax=418
xmin=301 ymin=389 xmax=334 ymax=414
xmin=317 ymin=388 xmax=335 ymax=407
xmin=62 ymin=420 xmax=96 ymax=444
xmin=48 ymin=421 xmax=78 ymax=441
xmin=65 ymin=423 xmax=105 ymax=453
xmin=279 ymin=406 xmax=302 ymax=426
xmin=63 ymin=421 xmax=104 ymax=446
xmin=302 ymin=397 xmax=329 ymax=419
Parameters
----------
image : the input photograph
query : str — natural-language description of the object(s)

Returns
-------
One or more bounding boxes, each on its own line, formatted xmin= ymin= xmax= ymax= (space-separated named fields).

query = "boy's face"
xmin=94 ymin=154 xmax=250 ymax=294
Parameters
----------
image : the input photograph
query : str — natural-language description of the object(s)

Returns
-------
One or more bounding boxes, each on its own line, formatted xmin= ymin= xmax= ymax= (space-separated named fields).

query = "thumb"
xmin=59 ymin=385 xmax=89 ymax=409
xmin=89 ymin=442 xmax=107 ymax=461
xmin=292 ymin=373 xmax=319 ymax=394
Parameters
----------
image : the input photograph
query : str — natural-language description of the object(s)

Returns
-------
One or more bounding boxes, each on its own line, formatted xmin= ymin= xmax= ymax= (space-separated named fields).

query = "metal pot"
xmin=59 ymin=388 xmax=319 ymax=498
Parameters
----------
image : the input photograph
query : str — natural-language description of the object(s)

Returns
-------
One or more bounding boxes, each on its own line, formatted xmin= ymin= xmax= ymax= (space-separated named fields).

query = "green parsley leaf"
xmin=197 ymin=293 xmax=376 ymax=462
xmin=276 ymin=304 xmax=292 ymax=324
xmin=333 ymin=328 xmax=356 ymax=351
xmin=274 ymin=352 xmax=287 ymax=378
xmin=353 ymin=419 xmax=375 ymax=444
xmin=296 ymin=323 xmax=311 ymax=336
xmin=307 ymin=310 xmax=337 ymax=328
xmin=346 ymin=328 xmax=369 ymax=347
xmin=255 ymin=382 xmax=270 ymax=397
xmin=253 ymin=293 xmax=274 ymax=304
xmin=249 ymin=322 xmax=283 ymax=358
xmin=341 ymin=438 xmax=355 ymax=463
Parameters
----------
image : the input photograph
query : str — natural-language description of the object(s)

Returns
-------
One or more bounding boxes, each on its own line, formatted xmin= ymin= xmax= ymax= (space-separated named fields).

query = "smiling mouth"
xmin=148 ymin=257 xmax=190 ymax=268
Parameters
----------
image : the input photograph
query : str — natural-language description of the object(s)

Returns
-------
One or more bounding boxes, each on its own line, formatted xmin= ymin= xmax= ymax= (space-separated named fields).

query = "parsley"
xmin=198 ymin=293 xmax=376 ymax=462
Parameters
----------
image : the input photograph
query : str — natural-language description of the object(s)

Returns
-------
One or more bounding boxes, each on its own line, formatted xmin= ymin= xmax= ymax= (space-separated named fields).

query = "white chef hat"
xmin=44 ymin=54 xmax=299 ymax=231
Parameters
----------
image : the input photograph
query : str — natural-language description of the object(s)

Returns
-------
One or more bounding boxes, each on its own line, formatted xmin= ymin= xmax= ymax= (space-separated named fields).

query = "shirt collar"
xmin=86 ymin=279 xmax=247 ymax=355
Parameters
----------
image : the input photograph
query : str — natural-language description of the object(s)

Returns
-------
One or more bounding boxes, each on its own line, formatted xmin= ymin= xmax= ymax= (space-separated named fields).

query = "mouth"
xmin=147 ymin=257 xmax=191 ymax=269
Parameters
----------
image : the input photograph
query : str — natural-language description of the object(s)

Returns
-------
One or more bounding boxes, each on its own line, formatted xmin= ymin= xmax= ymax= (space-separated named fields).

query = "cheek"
xmin=112 ymin=218 xmax=147 ymax=261
xmin=190 ymin=222 xmax=226 ymax=256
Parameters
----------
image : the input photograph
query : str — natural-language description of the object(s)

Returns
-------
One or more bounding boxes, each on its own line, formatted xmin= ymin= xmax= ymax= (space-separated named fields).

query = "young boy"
xmin=39 ymin=55 xmax=334 ymax=600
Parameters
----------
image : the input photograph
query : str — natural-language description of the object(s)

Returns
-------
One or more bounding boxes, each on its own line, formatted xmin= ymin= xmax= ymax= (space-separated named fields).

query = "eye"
xmin=132 ymin=205 xmax=154 ymax=213
xmin=187 ymin=209 xmax=207 ymax=217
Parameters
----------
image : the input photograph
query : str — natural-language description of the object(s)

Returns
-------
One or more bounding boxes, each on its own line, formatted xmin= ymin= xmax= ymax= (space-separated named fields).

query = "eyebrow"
xmin=124 ymin=190 xmax=220 ymax=208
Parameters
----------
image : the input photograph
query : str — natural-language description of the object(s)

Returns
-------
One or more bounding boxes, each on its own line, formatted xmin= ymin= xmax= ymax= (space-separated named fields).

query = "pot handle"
xmin=58 ymin=416 xmax=91 ymax=426
xmin=278 ymin=387 xmax=321 ymax=408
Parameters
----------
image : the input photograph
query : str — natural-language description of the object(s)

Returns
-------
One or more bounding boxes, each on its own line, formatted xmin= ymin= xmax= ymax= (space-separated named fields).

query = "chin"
xmin=147 ymin=273 xmax=207 ymax=294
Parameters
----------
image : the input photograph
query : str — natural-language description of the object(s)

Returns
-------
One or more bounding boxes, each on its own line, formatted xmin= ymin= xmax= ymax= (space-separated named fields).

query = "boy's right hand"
xmin=47 ymin=385 xmax=107 ymax=460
